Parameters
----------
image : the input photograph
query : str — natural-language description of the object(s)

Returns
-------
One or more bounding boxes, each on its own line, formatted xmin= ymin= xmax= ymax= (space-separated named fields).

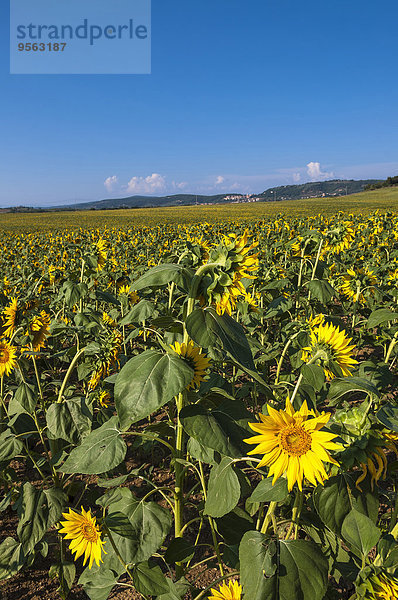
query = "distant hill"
xmin=259 ymin=179 xmax=381 ymax=202
xmin=52 ymin=194 xmax=229 ymax=211
xmin=2 ymin=179 xmax=384 ymax=213
xmin=364 ymin=175 xmax=398 ymax=191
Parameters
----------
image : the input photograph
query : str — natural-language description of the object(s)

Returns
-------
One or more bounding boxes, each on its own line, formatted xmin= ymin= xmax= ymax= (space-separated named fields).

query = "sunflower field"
xmin=1 ymin=211 xmax=398 ymax=600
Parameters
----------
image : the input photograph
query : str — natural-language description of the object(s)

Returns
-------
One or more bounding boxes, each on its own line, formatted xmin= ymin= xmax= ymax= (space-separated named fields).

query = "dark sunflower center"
xmin=0 ymin=349 xmax=9 ymax=363
xmin=81 ymin=523 xmax=97 ymax=542
xmin=279 ymin=425 xmax=312 ymax=456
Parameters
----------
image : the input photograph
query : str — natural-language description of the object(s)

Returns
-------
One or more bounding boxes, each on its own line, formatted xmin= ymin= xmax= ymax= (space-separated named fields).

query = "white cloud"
xmin=172 ymin=181 xmax=188 ymax=190
xmin=104 ymin=175 xmax=118 ymax=192
xmin=292 ymin=172 xmax=301 ymax=182
xmin=125 ymin=173 xmax=166 ymax=195
xmin=307 ymin=162 xmax=334 ymax=181
xmin=215 ymin=175 xmax=225 ymax=185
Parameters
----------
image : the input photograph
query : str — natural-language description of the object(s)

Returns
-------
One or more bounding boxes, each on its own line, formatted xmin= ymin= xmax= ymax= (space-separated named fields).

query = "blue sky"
xmin=1 ymin=0 xmax=398 ymax=207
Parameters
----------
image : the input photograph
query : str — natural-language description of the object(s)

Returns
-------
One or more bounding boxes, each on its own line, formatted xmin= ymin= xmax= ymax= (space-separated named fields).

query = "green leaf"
xmin=216 ymin=508 xmax=254 ymax=546
xmin=132 ymin=264 xmax=192 ymax=291
xmin=60 ymin=416 xmax=127 ymax=474
xmin=328 ymin=377 xmax=380 ymax=404
xmin=376 ymin=404 xmax=398 ymax=432
xmin=180 ymin=399 xmax=251 ymax=458
xmin=0 ymin=538 xmax=25 ymax=581
xmin=49 ymin=562 xmax=76 ymax=600
xmin=187 ymin=437 xmax=215 ymax=464
xmin=8 ymin=382 xmax=37 ymax=415
xmin=132 ymin=561 xmax=169 ymax=596
xmin=115 ymin=350 xmax=193 ymax=430
xmin=17 ymin=483 xmax=67 ymax=553
xmin=313 ymin=475 xmax=352 ymax=536
xmin=367 ymin=308 xmax=398 ymax=328
xmin=305 ymin=280 xmax=336 ymax=303
xmin=341 ymin=509 xmax=381 ymax=557
xmin=204 ymin=457 xmax=241 ymax=518
xmin=101 ymin=488 xmax=172 ymax=565
xmin=164 ymin=538 xmax=195 ymax=563
xmin=263 ymin=296 xmax=293 ymax=319
xmin=78 ymin=568 xmax=118 ymax=600
xmin=301 ymin=364 xmax=325 ymax=391
xmin=0 ymin=430 xmax=24 ymax=464
xmin=119 ymin=300 xmax=157 ymax=325
xmin=240 ymin=532 xmax=328 ymax=600
xmin=46 ymin=398 xmax=92 ymax=445
xmin=249 ymin=477 xmax=289 ymax=503
xmin=186 ymin=307 xmax=255 ymax=370
xmin=157 ymin=577 xmax=190 ymax=600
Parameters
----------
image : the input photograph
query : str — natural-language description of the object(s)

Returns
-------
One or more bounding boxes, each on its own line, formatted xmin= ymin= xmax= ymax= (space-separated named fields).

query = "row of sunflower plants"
xmin=0 ymin=220 xmax=398 ymax=599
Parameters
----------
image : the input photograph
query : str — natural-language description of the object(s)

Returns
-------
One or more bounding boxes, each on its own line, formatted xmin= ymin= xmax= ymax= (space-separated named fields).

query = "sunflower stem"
xmin=385 ymin=330 xmax=398 ymax=364
xmin=31 ymin=351 xmax=44 ymax=402
xmin=0 ymin=376 xmax=8 ymax=434
xmin=198 ymin=461 xmax=225 ymax=576
xmin=307 ymin=238 xmax=324 ymax=302
xmin=290 ymin=350 xmax=323 ymax=403
xmin=285 ymin=489 xmax=303 ymax=540
xmin=275 ymin=331 xmax=301 ymax=385
xmin=57 ymin=347 xmax=87 ymax=403
xmin=260 ymin=501 xmax=278 ymax=534
xmin=102 ymin=524 xmax=135 ymax=583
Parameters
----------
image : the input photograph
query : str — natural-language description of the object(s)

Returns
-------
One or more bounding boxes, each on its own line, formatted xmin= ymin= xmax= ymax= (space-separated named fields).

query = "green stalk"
xmin=285 ymin=489 xmax=303 ymax=539
xmin=275 ymin=331 xmax=301 ymax=385
xmin=307 ymin=238 xmax=324 ymax=302
xmin=198 ymin=461 xmax=224 ymax=576
xmin=31 ymin=351 xmax=43 ymax=402
xmin=57 ymin=347 xmax=86 ymax=403
xmin=102 ymin=524 xmax=135 ymax=583
xmin=260 ymin=501 xmax=278 ymax=534
xmin=385 ymin=330 xmax=398 ymax=364
xmin=0 ymin=376 xmax=6 ymax=433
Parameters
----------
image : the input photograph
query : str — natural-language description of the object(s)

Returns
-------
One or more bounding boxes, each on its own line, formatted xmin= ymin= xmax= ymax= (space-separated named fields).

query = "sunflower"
xmin=118 ymin=285 xmax=140 ymax=304
xmin=59 ymin=507 xmax=106 ymax=569
xmin=339 ymin=268 xmax=377 ymax=304
xmin=0 ymin=339 xmax=17 ymax=377
xmin=205 ymin=230 xmax=258 ymax=316
xmin=102 ymin=312 xmax=117 ymax=327
xmin=208 ymin=580 xmax=242 ymax=600
xmin=29 ymin=311 xmax=51 ymax=351
xmin=301 ymin=321 xmax=357 ymax=380
xmin=355 ymin=433 xmax=398 ymax=491
xmin=96 ymin=239 xmax=107 ymax=272
xmin=97 ymin=390 xmax=111 ymax=408
xmin=3 ymin=297 xmax=18 ymax=338
xmin=362 ymin=572 xmax=398 ymax=599
xmin=170 ymin=341 xmax=210 ymax=389
xmin=245 ymin=398 xmax=340 ymax=491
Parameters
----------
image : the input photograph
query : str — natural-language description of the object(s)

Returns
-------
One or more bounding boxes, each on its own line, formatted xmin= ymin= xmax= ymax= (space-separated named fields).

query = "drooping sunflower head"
xmin=59 ymin=507 xmax=106 ymax=569
xmin=301 ymin=321 xmax=358 ymax=380
xmin=339 ymin=268 xmax=378 ymax=304
xmin=354 ymin=432 xmax=398 ymax=492
xmin=361 ymin=571 xmax=398 ymax=599
xmin=96 ymin=239 xmax=107 ymax=272
xmin=244 ymin=398 xmax=340 ymax=491
xmin=170 ymin=341 xmax=210 ymax=389
xmin=118 ymin=285 xmax=139 ymax=305
xmin=2 ymin=297 xmax=19 ymax=339
xmin=102 ymin=311 xmax=117 ymax=327
xmin=0 ymin=339 xmax=17 ymax=377
xmin=204 ymin=230 xmax=259 ymax=316
xmin=208 ymin=579 xmax=242 ymax=600
xmin=28 ymin=311 xmax=51 ymax=352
